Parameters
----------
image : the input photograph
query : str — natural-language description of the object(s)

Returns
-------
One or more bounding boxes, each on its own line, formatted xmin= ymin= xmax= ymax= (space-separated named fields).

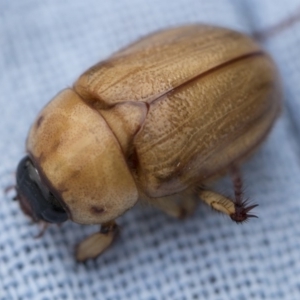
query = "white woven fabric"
xmin=1 ymin=0 xmax=300 ymax=299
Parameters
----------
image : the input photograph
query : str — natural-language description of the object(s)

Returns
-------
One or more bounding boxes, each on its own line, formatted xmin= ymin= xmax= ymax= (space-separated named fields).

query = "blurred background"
xmin=1 ymin=0 xmax=300 ymax=299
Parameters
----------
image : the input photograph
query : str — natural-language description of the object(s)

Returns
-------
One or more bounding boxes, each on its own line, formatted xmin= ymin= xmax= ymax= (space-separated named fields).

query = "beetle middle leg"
xmin=147 ymin=189 xmax=198 ymax=219
xmin=75 ymin=220 xmax=118 ymax=262
xmin=197 ymin=166 xmax=258 ymax=222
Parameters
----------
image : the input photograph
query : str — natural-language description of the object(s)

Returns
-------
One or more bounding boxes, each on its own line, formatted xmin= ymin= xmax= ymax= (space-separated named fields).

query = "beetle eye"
xmin=15 ymin=156 xmax=68 ymax=223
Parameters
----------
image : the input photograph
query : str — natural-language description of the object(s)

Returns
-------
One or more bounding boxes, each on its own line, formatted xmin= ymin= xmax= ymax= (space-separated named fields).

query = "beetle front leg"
xmin=198 ymin=166 xmax=258 ymax=222
xmin=76 ymin=221 xmax=118 ymax=262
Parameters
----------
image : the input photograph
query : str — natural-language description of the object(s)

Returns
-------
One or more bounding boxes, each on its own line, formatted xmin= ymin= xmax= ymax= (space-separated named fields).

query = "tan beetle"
xmin=15 ymin=24 xmax=282 ymax=261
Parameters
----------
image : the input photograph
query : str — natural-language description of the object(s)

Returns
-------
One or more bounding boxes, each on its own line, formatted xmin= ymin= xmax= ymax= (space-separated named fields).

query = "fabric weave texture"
xmin=1 ymin=1 xmax=300 ymax=299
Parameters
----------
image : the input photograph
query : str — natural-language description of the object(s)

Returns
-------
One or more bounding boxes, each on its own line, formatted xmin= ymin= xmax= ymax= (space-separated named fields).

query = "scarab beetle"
xmin=15 ymin=24 xmax=281 ymax=261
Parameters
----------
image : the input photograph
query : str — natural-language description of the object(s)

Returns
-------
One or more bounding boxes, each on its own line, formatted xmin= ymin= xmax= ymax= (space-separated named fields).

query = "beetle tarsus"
xmin=230 ymin=200 xmax=258 ymax=223
xmin=229 ymin=165 xmax=258 ymax=222
xmin=253 ymin=6 xmax=300 ymax=41
xmin=230 ymin=165 xmax=244 ymax=206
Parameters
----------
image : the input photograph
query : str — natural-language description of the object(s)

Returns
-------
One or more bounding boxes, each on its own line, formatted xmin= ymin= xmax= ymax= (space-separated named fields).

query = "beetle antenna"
xmin=34 ymin=222 xmax=49 ymax=238
xmin=4 ymin=185 xmax=16 ymax=195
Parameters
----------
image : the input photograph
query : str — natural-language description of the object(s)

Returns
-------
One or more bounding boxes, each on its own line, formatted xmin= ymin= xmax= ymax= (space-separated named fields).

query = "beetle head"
xmin=15 ymin=156 xmax=68 ymax=223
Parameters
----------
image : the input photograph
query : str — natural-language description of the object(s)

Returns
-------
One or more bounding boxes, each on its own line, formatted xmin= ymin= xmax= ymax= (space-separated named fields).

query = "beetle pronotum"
xmin=15 ymin=23 xmax=283 ymax=261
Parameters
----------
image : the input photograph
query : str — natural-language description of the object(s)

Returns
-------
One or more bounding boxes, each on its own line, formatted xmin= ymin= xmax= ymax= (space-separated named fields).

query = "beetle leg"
xmin=181 ymin=195 xmax=198 ymax=217
xmin=198 ymin=189 xmax=237 ymax=216
xmin=149 ymin=190 xmax=197 ymax=219
xmin=75 ymin=221 xmax=118 ymax=262
xmin=230 ymin=165 xmax=258 ymax=222
xmin=198 ymin=167 xmax=258 ymax=223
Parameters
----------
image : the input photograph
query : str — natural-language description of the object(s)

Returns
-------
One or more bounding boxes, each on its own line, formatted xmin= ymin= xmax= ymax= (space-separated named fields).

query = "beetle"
xmin=15 ymin=24 xmax=282 ymax=261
